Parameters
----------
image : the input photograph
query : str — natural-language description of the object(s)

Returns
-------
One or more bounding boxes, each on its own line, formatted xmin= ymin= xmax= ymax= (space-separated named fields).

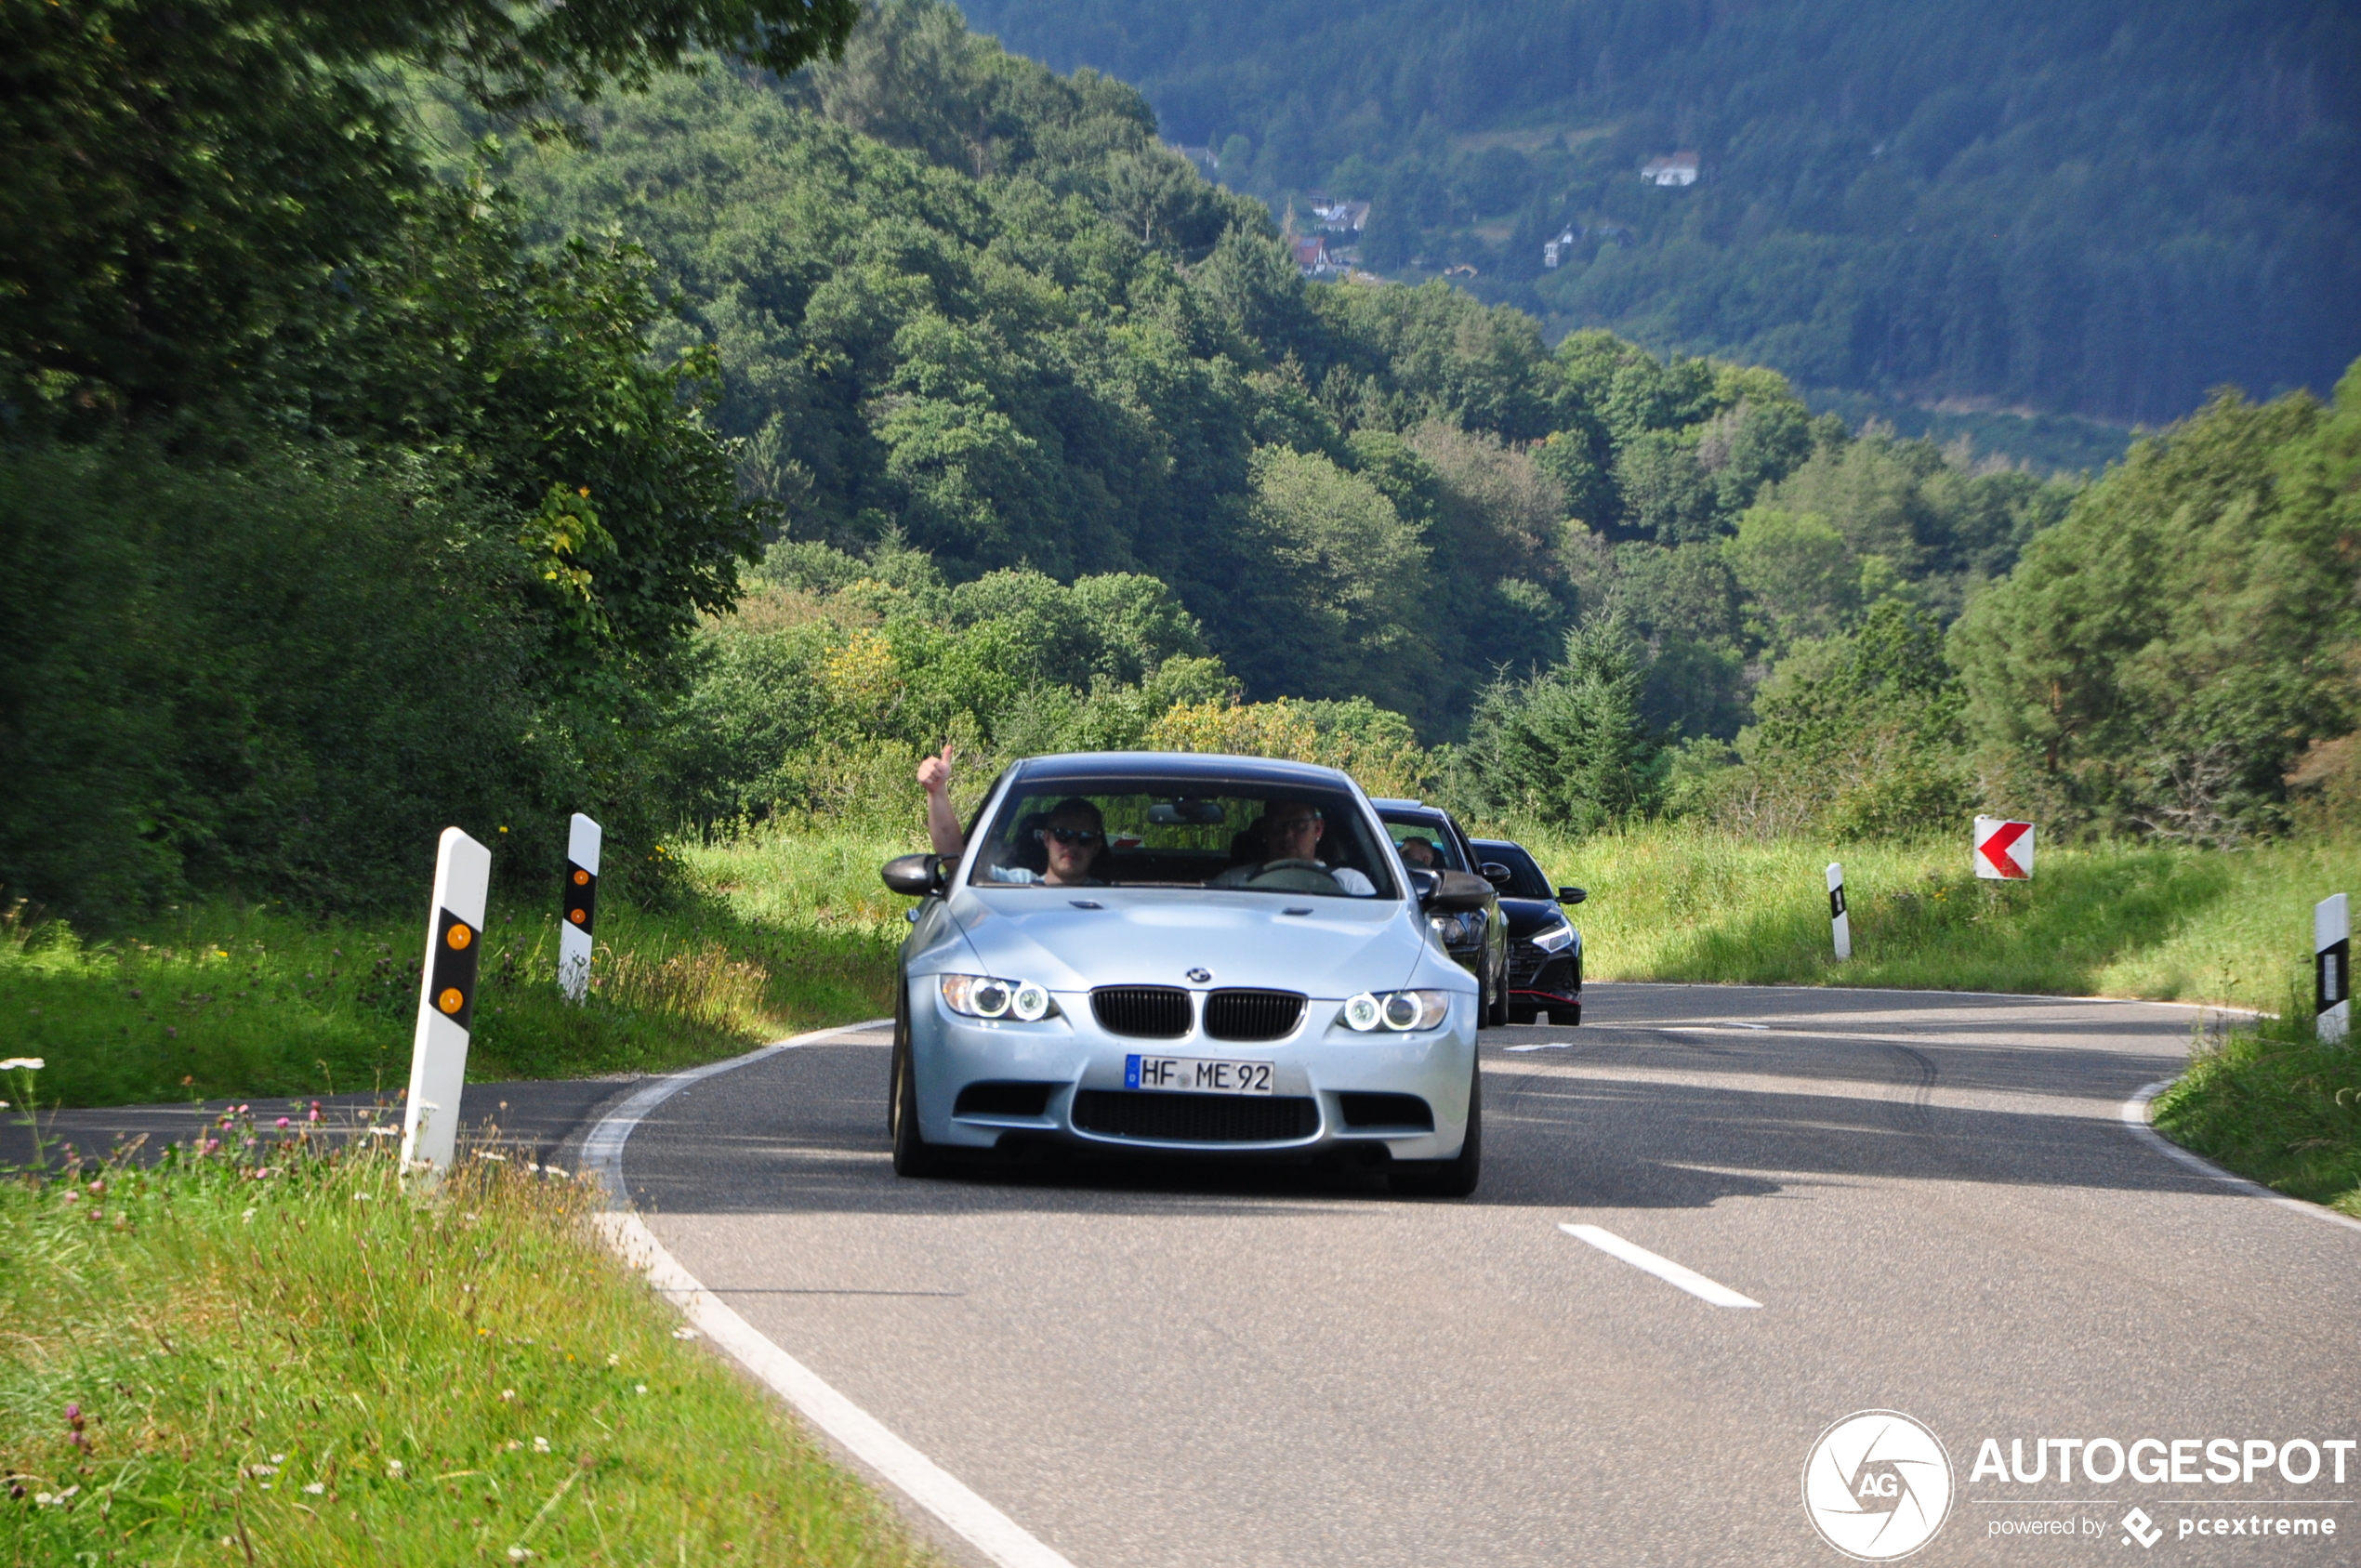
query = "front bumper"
xmin=1506 ymin=951 xmax=1580 ymax=1018
xmin=906 ymin=979 xmax=1479 ymax=1159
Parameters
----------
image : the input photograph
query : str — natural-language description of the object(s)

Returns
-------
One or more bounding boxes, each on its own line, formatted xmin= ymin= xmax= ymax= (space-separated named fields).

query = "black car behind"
xmin=1370 ymin=798 xmax=1509 ymax=1029
xmin=1471 ymin=837 xmax=1584 ymax=1025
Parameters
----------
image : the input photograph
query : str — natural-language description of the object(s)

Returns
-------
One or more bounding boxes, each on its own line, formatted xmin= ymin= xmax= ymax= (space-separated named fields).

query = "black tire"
xmin=1487 ymin=952 xmax=1510 ymax=1029
xmin=1391 ymin=1061 xmax=1481 ymax=1197
xmin=888 ymin=982 xmax=939 ymax=1178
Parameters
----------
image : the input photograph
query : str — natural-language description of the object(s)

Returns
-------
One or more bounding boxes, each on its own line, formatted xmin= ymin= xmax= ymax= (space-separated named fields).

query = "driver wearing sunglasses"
xmin=987 ymin=797 xmax=1108 ymax=887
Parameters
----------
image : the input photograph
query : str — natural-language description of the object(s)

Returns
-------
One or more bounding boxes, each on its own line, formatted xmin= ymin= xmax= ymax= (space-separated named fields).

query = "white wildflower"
xmin=671 ymin=1327 xmax=699 ymax=1340
xmin=532 ymin=1437 xmax=550 ymax=1454
xmin=303 ymin=1482 xmax=325 ymax=1496
xmin=605 ymin=1353 xmax=619 ymax=1366
xmin=386 ymin=1459 xmax=403 ymax=1477
xmin=635 ymin=1384 xmax=648 ymax=1395
xmin=0 ymin=1057 xmax=45 ymax=1071
xmin=242 ymin=1208 xmax=257 ymax=1224
xmin=500 ymin=1389 xmax=516 ymax=1401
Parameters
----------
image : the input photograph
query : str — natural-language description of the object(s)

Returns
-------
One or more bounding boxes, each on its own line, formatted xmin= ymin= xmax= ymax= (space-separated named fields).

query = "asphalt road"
xmin=355 ymin=986 xmax=2361 ymax=1562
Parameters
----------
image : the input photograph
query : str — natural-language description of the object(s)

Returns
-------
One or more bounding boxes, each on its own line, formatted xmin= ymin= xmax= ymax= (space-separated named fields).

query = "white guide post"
xmin=2319 ymin=893 xmax=2351 ymax=1045
xmin=560 ymin=812 xmax=602 ymax=1003
xmin=402 ymin=827 xmax=491 ymax=1178
xmin=1827 ymin=863 xmax=1851 ymax=960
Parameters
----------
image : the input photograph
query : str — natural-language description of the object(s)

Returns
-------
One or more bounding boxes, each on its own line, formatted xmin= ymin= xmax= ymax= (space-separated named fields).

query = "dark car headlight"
xmin=1429 ymin=914 xmax=1471 ymax=943
xmin=1530 ymin=922 xmax=1575 ymax=955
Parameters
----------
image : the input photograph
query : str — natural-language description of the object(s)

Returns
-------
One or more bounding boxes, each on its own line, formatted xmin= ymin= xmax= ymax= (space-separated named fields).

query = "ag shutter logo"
xmin=1804 ymin=1411 xmax=1955 ymax=1561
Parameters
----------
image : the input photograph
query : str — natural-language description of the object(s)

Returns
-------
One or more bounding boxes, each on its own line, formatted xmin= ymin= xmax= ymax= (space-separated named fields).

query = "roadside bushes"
xmin=0 ymin=440 xmax=603 ymax=920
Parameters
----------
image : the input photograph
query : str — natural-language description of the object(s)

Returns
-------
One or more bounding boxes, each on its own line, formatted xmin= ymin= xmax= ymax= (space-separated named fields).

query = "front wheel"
xmin=888 ymin=985 xmax=939 ymax=1178
xmin=1391 ymin=1061 xmax=1481 ymax=1197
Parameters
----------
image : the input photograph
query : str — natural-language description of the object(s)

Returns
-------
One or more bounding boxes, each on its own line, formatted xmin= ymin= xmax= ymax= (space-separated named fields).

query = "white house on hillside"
xmin=1641 ymin=152 xmax=1700 ymax=186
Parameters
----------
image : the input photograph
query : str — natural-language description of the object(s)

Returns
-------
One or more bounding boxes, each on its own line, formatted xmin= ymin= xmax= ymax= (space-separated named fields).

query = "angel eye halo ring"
xmin=940 ymin=974 xmax=1058 ymax=1021
xmin=1340 ymin=989 xmax=1450 ymax=1033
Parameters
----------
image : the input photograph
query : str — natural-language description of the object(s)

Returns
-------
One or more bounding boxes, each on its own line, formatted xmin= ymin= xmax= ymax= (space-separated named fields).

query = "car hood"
xmin=943 ymin=887 xmax=1460 ymax=997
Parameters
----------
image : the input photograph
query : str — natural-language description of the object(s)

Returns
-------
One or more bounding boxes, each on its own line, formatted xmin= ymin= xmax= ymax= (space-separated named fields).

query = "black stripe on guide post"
xmin=2321 ymin=937 xmax=2350 ymax=1014
xmin=1828 ymin=887 xmax=1846 ymax=919
xmin=429 ymin=908 xmax=481 ymax=1032
xmin=562 ymin=862 xmax=598 ymax=936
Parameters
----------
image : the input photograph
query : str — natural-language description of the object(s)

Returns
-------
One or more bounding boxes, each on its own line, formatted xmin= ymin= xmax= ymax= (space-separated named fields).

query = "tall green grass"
xmin=1505 ymin=825 xmax=2360 ymax=1008
xmin=0 ymin=846 xmax=904 ymax=1108
xmin=0 ymin=1109 xmax=930 ymax=1565
xmin=2151 ymin=999 xmax=2361 ymax=1218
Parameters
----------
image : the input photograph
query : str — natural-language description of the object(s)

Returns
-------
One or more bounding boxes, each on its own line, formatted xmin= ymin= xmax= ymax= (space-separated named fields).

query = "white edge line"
xmin=2120 ymin=1082 xmax=2361 ymax=1237
xmin=583 ymin=1020 xmax=1081 ymax=1568
xmin=1559 ymin=1222 xmax=1763 ymax=1309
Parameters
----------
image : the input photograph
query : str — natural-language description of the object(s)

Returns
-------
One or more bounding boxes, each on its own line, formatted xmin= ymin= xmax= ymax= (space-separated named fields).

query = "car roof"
xmin=1008 ymin=751 xmax=1358 ymax=792
xmin=1471 ymin=837 xmax=1530 ymax=854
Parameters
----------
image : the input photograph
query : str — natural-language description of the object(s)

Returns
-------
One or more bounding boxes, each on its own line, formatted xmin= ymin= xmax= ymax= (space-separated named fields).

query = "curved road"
xmin=608 ymin=984 xmax=2360 ymax=1566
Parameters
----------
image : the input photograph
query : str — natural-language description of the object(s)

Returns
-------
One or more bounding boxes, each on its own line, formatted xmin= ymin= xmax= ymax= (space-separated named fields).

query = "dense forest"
xmin=4 ymin=0 xmax=2357 ymax=930
xmin=958 ymin=0 xmax=2361 ymax=428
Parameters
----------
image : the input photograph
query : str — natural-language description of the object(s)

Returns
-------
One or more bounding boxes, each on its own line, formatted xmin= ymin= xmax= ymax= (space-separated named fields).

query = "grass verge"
xmin=0 ymin=1101 xmax=932 ymax=1565
xmin=1 ymin=827 xmax=908 ymax=1107
xmin=1508 ymin=824 xmax=2361 ymax=1008
xmin=2150 ymin=1001 xmax=2361 ymax=1219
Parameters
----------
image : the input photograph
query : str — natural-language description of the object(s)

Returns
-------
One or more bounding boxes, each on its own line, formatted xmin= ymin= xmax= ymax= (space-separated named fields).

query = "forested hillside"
xmin=444 ymin=2 xmax=2072 ymax=739
xmin=956 ymin=0 xmax=2361 ymax=428
xmin=6 ymin=0 xmax=2356 ymax=930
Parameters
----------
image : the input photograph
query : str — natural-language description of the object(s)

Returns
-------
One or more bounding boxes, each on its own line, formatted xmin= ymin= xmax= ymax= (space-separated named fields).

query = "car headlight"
xmin=1530 ymin=921 xmax=1575 ymax=954
xmin=1429 ymin=914 xmax=1470 ymax=943
xmin=1339 ymin=989 xmax=1452 ymax=1033
xmin=940 ymin=974 xmax=1056 ymax=1021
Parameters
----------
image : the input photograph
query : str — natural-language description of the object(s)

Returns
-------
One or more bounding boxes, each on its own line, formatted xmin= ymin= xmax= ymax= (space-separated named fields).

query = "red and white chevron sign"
xmin=1973 ymin=815 xmax=2034 ymax=880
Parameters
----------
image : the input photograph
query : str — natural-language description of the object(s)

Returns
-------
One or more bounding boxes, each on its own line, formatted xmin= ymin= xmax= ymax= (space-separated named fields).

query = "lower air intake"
xmin=1071 ymin=1090 xmax=1319 ymax=1143
xmin=953 ymin=1081 xmax=1058 ymax=1118
xmin=1338 ymin=1092 xmax=1434 ymax=1131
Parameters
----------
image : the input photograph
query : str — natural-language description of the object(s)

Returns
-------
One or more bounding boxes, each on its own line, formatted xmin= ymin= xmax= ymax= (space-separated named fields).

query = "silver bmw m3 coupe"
xmin=878 ymin=752 xmax=1494 ymax=1195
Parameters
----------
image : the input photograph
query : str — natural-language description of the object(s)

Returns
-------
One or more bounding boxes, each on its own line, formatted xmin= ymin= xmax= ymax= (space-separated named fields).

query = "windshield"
xmin=1476 ymin=841 xmax=1555 ymax=899
xmin=968 ymin=780 xmax=1399 ymax=899
xmin=1382 ymin=815 xmax=1465 ymax=873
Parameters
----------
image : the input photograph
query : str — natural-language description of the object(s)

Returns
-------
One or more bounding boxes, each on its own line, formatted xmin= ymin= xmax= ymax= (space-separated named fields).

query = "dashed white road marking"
xmin=1559 ymin=1223 xmax=1764 ymax=1309
xmin=1502 ymin=1041 xmax=1570 ymax=1052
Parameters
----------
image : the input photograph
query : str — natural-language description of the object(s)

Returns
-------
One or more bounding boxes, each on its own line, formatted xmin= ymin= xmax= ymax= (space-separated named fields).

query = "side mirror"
xmin=1557 ymin=886 xmax=1587 ymax=904
xmin=882 ymin=853 xmax=947 ymax=898
xmin=1425 ymin=870 xmax=1494 ymax=911
xmin=1405 ymin=867 xmax=1438 ymax=904
xmin=1478 ymin=862 xmax=1513 ymax=886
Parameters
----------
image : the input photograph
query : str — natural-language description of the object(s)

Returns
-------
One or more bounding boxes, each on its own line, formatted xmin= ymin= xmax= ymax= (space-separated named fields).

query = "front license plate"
xmin=1125 ymin=1055 xmax=1274 ymax=1095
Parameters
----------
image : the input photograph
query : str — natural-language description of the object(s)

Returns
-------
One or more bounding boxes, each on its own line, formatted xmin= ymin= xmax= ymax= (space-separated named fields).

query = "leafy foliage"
xmin=1956 ymin=370 xmax=2361 ymax=842
xmin=1452 ymin=619 xmax=1660 ymax=834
